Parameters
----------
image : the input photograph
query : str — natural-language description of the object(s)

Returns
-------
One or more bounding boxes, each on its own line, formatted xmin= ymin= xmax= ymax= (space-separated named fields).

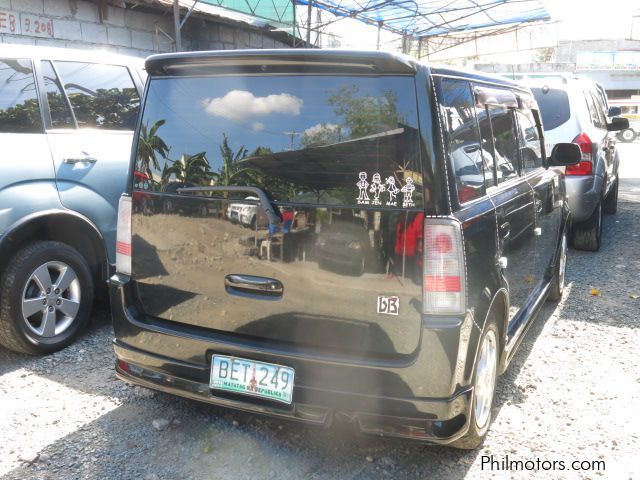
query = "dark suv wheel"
xmin=0 ymin=241 xmax=94 ymax=355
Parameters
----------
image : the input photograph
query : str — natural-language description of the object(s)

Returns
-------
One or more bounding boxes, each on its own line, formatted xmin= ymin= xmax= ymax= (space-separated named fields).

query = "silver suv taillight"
xmin=422 ymin=218 xmax=466 ymax=315
xmin=115 ymin=195 xmax=132 ymax=276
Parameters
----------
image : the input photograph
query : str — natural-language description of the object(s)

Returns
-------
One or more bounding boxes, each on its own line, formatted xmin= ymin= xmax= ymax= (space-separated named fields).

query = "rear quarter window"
xmin=531 ymin=87 xmax=571 ymax=131
xmin=54 ymin=61 xmax=140 ymax=130
xmin=0 ymin=58 xmax=42 ymax=133
xmin=136 ymin=74 xmax=423 ymax=209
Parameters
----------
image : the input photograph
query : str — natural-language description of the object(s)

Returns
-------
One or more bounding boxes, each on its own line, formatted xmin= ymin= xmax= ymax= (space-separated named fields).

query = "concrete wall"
xmin=555 ymin=39 xmax=640 ymax=63
xmin=475 ymin=62 xmax=640 ymax=93
xmin=0 ymin=0 xmax=290 ymax=58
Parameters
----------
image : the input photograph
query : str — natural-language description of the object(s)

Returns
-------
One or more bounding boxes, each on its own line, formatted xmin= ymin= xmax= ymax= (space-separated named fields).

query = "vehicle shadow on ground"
xmin=0 ymin=305 xmax=111 ymax=377
xmin=560 ymin=202 xmax=639 ymax=331
xmin=3 ymin=296 xmax=564 ymax=480
xmin=8 ymin=196 xmax=635 ymax=479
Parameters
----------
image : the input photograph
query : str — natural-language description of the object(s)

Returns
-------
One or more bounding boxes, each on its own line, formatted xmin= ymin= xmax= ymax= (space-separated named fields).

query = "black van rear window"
xmin=531 ymin=87 xmax=570 ymax=131
xmin=137 ymin=75 xmax=422 ymax=208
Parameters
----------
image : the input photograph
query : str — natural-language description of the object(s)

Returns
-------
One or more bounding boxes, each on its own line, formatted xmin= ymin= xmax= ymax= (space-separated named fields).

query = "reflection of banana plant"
xmin=213 ymin=133 xmax=252 ymax=186
xmin=137 ymin=119 xmax=170 ymax=183
xmin=163 ymin=152 xmax=213 ymax=186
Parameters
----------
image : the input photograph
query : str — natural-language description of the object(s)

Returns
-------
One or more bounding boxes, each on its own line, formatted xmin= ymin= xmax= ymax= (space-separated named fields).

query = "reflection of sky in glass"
xmin=142 ymin=75 xmax=418 ymax=173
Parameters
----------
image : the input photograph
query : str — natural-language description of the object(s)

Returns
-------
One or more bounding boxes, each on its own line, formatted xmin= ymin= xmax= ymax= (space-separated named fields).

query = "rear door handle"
xmin=64 ymin=156 xmax=98 ymax=164
xmin=224 ymin=274 xmax=283 ymax=299
xmin=499 ymin=221 xmax=511 ymax=240
xmin=535 ymin=199 xmax=543 ymax=213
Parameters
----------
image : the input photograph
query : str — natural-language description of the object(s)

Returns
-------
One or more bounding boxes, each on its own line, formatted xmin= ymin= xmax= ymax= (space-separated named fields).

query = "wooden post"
xmin=306 ymin=0 xmax=312 ymax=46
xmin=173 ymin=0 xmax=182 ymax=51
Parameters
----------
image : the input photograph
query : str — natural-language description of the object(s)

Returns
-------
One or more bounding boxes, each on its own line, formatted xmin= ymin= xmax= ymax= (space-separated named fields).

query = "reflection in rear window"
xmin=136 ymin=75 xmax=423 ymax=208
xmin=531 ymin=88 xmax=570 ymax=131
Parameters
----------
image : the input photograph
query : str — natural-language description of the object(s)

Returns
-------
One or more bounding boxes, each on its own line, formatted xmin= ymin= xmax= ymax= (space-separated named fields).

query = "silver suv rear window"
xmin=531 ymin=87 xmax=570 ymax=131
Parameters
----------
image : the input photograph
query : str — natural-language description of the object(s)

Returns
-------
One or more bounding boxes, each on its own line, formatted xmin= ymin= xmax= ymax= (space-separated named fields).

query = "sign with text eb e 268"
xmin=0 ymin=10 xmax=54 ymax=38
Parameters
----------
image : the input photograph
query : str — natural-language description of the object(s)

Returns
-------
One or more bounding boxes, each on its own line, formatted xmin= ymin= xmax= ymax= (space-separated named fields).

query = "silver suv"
xmin=0 ymin=45 xmax=144 ymax=354
xmin=528 ymin=76 xmax=628 ymax=251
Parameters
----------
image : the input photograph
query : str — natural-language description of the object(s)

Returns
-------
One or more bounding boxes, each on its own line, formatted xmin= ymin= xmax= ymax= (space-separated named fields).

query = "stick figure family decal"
xmin=356 ymin=172 xmax=415 ymax=208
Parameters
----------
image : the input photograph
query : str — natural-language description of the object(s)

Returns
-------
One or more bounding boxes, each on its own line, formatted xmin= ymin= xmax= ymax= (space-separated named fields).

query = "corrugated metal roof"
xmin=135 ymin=0 xmax=273 ymax=28
xmin=296 ymin=0 xmax=550 ymax=38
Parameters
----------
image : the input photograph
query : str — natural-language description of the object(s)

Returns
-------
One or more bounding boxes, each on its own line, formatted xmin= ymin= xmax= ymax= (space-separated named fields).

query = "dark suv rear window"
xmin=137 ymin=74 xmax=422 ymax=208
xmin=531 ymin=87 xmax=570 ymax=130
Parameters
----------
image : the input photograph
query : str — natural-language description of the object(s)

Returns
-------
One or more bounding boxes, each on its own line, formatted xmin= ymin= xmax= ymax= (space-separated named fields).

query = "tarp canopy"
xmin=296 ymin=0 xmax=550 ymax=38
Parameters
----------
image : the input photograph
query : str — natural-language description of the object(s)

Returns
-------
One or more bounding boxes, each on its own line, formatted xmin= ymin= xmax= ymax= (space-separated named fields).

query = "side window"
xmin=53 ymin=61 xmax=140 ymax=130
xmin=440 ymin=78 xmax=488 ymax=204
xmin=515 ymin=109 xmax=543 ymax=172
xmin=584 ymin=91 xmax=604 ymax=129
xmin=486 ymin=106 xmax=519 ymax=184
xmin=40 ymin=61 xmax=74 ymax=128
xmin=590 ymin=90 xmax=608 ymax=126
xmin=0 ymin=58 xmax=42 ymax=133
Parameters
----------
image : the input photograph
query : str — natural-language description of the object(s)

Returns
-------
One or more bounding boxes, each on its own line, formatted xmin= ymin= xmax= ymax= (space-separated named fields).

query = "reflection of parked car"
xmin=528 ymin=77 xmax=628 ymax=251
xmin=160 ymin=182 xmax=212 ymax=217
xmin=0 ymin=45 xmax=144 ymax=354
xmin=316 ymin=213 xmax=374 ymax=275
xmin=226 ymin=196 xmax=267 ymax=228
xmin=607 ymin=98 xmax=640 ymax=142
xmin=112 ymin=50 xmax=582 ymax=448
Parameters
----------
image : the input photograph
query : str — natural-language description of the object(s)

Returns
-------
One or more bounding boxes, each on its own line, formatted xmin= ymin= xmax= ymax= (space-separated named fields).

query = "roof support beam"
xmin=173 ymin=0 xmax=182 ymax=51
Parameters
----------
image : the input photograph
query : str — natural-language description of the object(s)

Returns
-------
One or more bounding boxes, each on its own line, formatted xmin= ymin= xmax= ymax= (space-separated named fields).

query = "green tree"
xmin=136 ymin=119 xmax=170 ymax=184
xmin=163 ymin=152 xmax=213 ymax=185
xmin=212 ymin=133 xmax=253 ymax=186
xmin=0 ymin=98 xmax=42 ymax=133
xmin=327 ymin=85 xmax=403 ymax=139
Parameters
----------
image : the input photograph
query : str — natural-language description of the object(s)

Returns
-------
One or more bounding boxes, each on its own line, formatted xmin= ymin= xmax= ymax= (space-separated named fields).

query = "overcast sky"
xmin=544 ymin=0 xmax=639 ymax=40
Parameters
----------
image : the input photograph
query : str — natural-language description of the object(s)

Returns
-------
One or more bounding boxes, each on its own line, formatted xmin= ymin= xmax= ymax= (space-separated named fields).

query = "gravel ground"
xmin=1 ymin=146 xmax=639 ymax=480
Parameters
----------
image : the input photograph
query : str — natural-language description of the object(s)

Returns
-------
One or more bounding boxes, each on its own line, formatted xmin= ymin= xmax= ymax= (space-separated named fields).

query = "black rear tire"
xmin=571 ymin=200 xmax=602 ymax=252
xmin=0 ymin=241 xmax=94 ymax=355
xmin=603 ymin=180 xmax=618 ymax=215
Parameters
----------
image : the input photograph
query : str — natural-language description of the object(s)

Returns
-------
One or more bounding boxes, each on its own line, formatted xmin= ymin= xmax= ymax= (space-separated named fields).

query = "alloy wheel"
xmin=21 ymin=261 xmax=81 ymax=338
xmin=474 ymin=329 xmax=498 ymax=429
xmin=558 ymin=232 xmax=567 ymax=292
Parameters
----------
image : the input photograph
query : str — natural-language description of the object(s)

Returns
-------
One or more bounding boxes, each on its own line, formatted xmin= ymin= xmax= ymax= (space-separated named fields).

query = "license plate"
xmin=210 ymin=356 xmax=295 ymax=404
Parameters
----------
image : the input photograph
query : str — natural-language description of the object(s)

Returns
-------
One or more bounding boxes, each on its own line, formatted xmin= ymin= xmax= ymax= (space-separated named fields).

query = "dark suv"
xmin=110 ymin=50 xmax=580 ymax=448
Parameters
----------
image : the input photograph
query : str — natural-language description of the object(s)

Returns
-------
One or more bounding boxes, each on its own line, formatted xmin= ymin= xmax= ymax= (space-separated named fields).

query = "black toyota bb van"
xmin=110 ymin=50 xmax=581 ymax=448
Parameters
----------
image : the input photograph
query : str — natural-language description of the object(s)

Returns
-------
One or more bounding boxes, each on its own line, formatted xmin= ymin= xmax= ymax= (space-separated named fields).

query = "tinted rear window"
xmin=137 ymin=74 xmax=422 ymax=208
xmin=531 ymin=87 xmax=570 ymax=130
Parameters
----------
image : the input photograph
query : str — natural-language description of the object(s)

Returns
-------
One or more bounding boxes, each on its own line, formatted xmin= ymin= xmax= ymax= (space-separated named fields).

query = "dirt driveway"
xmin=1 ymin=146 xmax=639 ymax=480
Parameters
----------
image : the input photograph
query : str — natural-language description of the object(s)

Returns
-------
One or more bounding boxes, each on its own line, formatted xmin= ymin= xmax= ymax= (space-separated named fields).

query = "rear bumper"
xmin=565 ymin=174 xmax=603 ymax=223
xmin=109 ymin=275 xmax=476 ymax=443
xmin=114 ymin=341 xmax=470 ymax=442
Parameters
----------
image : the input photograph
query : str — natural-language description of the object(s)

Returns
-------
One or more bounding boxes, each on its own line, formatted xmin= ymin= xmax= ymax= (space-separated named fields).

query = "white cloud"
xmin=252 ymin=122 xmax=265 ymax=132
xmin=202 ymin=90 xmax=303 ymax=122
xmin=303 ymin=123 xmax=340 ymax=137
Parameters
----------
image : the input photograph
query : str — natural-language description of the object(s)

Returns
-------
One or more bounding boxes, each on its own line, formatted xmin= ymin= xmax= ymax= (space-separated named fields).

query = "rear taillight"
xmin=567 ymin=133 xmax=593 ymax=175
xmin=423 ymin=219 xmax=466 ymax=315
xmin=115 ymin=195 xmax=132 ymax=275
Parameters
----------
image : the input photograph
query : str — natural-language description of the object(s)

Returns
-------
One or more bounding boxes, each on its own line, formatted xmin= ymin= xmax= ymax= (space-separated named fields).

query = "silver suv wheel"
xmin=21 ymin=261 xmax=81 ymax=338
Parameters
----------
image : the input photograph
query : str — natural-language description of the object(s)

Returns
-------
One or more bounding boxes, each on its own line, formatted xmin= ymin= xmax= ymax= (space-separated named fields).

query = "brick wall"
xmin=0 ymin=0 xmax=291 ymax=58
